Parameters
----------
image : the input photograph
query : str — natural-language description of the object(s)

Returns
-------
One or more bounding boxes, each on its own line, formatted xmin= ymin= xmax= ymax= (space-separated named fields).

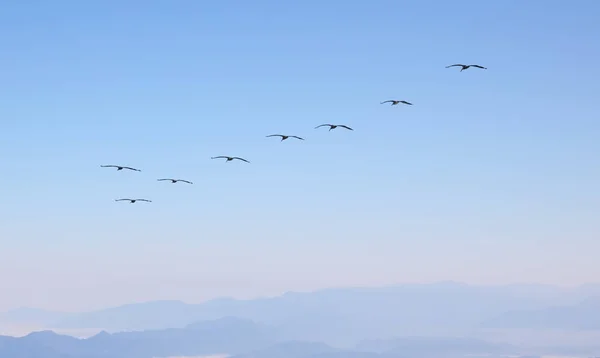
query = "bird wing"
xmin=446 ymin=64 xmax=464 ymax=68
xmin=115 ymin=199 xmax=130 ymax=201
xmin=232 ymin=157 xmax=250 ymax=163
xmin=471 ymin=65 xmax=487 ymax=69
xmin=380 ymin=100 xmax=394 ymax=104
xmin=315 ymin=124 xmax=333 ymax=129
xmin=179 ymin=180 xmax=193 ymax=184
xmin=266 ymin=134 xmax=283 ymax=138
xmin=401 ymin=101 xmax=413 ymax=105
xmin=122 ymin=166 xmax=140 ymax=171
xmin=157 ymin=179 xmax=171 ymax=181
xmin=101 ymin=165 xmax=117 ymax=168
xmin=138 ymin=199 xmax=152 ymax=202
xmin=211 ymin=156 xmax=228 ymax=159
xmin=339 ymin=125 xmax=354 ymax=130
xmin=290 ymin=136 xmax=304 ymax=140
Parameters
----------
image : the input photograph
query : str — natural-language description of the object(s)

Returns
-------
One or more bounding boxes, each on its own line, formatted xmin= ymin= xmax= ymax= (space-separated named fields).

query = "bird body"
xmin=445 ymin=64 xmax=487 ymax=71
xmin=115 ymin=198 xmax=152 ymax=203
xmin=266 ymin=134 xmax=304 ymax=141
xmin=157 ymin=179 xmax=193 ymax=184
xmin=101 ymin=165 xmax=141 ymax=172
xmin=315 ymin=124 xmax=353 ymax=131
xmin=211 ymin=156 xmax=250 ymax=163
xmin=380 ymin=100 xmax=413 ymax=105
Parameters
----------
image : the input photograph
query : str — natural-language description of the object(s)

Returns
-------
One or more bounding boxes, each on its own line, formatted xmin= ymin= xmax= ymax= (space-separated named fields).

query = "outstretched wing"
xmin=380 ymin=100 xmax=394 ymax=104
xmin=157 ymin=179 xmax=171 ymax=181
xmin=137 ymin=199 xmax=152 ymax=202
xmin=179 ymin=180 xmax=193 ymax=184
xmin=232 ymin=157 xmax=250 ymax=163
xmin=338 ymin=125 xmax=354 ymax=131
xmin=266 ymin=134 xmax=283 ymax=138
xmin=101 ymin=165 xmax=118 ymax=168
xmin=115 ymin=199 xmax=131 ymax=202
xmin=122 ymin=166 xmax=140 ymax=171
xmin=470 ymin=64 xmax=487 ymax=69
xmin=400 ymin=101 xmax=413 ymax=105
xmin=445 ymin=64 xmax=464 ymax=68
xmin=211 ymin=156 xmax=229 ymax=160
xmin=290 ymin=136 xmax=305 ymax=140
xmin=315 ymin=124 xmax=333 ymax=129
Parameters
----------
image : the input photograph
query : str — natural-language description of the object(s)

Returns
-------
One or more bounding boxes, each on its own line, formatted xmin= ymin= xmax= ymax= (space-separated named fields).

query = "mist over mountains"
xmin=1 ymin=317 xmax=599 ymax=358
xmin=2 ymin=282 xmax=600 ymax=350
xmin=2 ymin=283 xmax=600 ymax=358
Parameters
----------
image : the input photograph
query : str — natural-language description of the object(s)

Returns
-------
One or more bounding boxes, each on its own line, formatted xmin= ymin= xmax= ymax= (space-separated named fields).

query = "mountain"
xmin=0 ymin=332 xmax=79 ymax=358
xmin=50 ymin=300 xmax=194 ymax=331
xmin=1 ymin=326 xmax=598 ymax=358
xmin=0 ymin=317 xmax=278 ymax=358
xmin=482 ymin=297 xmax=600 ymax=330
xmin=8 ymin=282 xmax=600 ymax=346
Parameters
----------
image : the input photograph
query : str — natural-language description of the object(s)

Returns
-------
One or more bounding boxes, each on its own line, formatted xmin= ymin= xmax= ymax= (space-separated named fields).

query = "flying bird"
xmin=380 ymin=100 xmax=413 ymax=106
xmin=157 ymin=179 xmax=193 ymax=184
xmin=211 ymin=156 xmax=250 ymax=163
xmin=314 ymin=124 xmax=353 ymax=131
xmin=266 ymin=134 xmax=305 ymax=141
xmin=115 ymin=198 xmax=152 ymax=203
xmin=445 ymin=64 xmax=487 ymax=71
xmin=101 ymin=165 xmax=141 ymax=172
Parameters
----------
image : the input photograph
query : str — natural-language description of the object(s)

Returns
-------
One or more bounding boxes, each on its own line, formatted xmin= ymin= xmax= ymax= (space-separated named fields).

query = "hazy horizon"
xmin=2 ymin=280 xmax=600 ymax=313
xmin=2 ymin=280 xmax=600 ymax=355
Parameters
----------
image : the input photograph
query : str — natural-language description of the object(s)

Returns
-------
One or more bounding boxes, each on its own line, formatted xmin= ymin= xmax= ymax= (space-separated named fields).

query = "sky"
xmin=0 ymin=0 xmax=599 ymax=312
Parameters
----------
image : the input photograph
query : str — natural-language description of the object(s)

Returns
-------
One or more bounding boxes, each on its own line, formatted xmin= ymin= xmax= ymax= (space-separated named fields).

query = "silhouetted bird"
xmin=315 ymin=124 xmax=353 ymax=131
xmin=101 ymin=165 xmax=141 ymax=171
xmin=445 ymin=64 xmax=487 ymax=71
xmin=380 ymin=100 xmax=413 ymax=105
xmin=266 ymin=134 xmax=304 ymax=141
xmin=157 ymin=179 xmax=193 ymax=184
xmin=211 ymin=156 xmax=250 ymax=163
xmin=115 ymin=198 xmax=152 ymax=203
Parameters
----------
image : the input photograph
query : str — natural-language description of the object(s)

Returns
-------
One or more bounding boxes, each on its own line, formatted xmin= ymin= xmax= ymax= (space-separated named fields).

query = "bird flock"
xmin=102 ymin=63 xmax=487 ymax=204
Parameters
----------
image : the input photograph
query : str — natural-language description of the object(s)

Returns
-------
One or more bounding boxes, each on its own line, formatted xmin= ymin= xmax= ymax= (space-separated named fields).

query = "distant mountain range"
xmin=3 ymin=323 xmax=598 ymax=358
xmin=0 ymin=317 xmax=277 ymax=358
xmin=2 ymin=282 xmax=600 ymax=346
xmin=0 ymin=317 xmax=530 ymax=358
xmin=1 ymin=315 xmax=600 ymax=358
xmin=482 ymin=296 xmax=600 ymax=330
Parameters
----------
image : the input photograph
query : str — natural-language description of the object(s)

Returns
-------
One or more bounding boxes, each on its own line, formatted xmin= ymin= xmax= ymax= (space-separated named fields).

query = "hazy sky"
xmin=1 ymin=0 xmax=599 ymax=312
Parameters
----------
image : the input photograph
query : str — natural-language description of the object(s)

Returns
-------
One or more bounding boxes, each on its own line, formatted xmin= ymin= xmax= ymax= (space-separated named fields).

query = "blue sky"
xmin=0 ymin=0 xmax=599 ymax=311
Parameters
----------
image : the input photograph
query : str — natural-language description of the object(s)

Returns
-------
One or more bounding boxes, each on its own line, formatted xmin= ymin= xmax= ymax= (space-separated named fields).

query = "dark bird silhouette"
xmin=211 ymin=156 xmax=250 ymax=163
xmin=380 ymin=100 xmax=413 ymax=106
xmin=266 ymin=134 xmax=304 ymax=141
xmin=101 ymin=165 xmax=141 ymax=172
xmin=445 ymin=64 xmax=487 ymax=71
xmin=315 ymin=124 xmax=353 ymax=131
xmin=157 ymin=179 xmax=193 ymax=184
xmin=115 ymin=198 xmax=152 ymax=203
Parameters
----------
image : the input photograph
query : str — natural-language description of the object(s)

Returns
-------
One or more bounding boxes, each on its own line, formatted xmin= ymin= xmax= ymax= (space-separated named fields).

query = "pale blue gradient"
xmin=0 ymin=0 xmax=599 ymax=311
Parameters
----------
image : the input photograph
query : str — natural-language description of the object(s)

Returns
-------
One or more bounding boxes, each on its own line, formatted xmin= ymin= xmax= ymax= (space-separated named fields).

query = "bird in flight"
xmin=157 ymin=179 xmax=193 ymax=184
xmin=380 ymin=100 xmax=413 ymax=106
xmin=315 ymin=124 xmax=353 ymax=131
xmin=266 ymin=134 xmax=305 ymax=141
xmin=445 ymin=64 xmax=487 ymax=71
xmin=211 ymin=156 xmax=250 ymax=163
xmin=101 ymin=165 xmax=141 ymax=172
xmin=115 ymin=198 xmax=152 ymax=203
